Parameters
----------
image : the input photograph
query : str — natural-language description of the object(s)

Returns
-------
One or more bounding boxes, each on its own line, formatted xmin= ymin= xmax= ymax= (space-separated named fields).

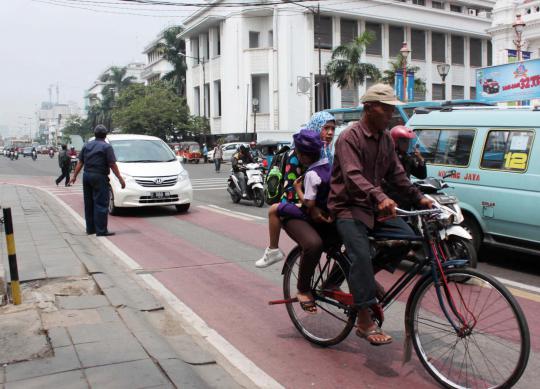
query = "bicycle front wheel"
xmin=283 ymin=249 xmax=355 ymax=347
xmin=408 ymin=268 xmax=530 ymax=389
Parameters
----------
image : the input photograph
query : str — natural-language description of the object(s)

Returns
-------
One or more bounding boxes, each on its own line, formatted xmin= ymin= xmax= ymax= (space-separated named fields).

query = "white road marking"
xmin=197 ymin=205 xmax=256 ymax=221
xmin=204 ymin=204 xmax=267 ymax=221
xmin=495 ymin=276 xmax=540 ymax=294
xmin=139 ymin=274 xmax=284 ymax=389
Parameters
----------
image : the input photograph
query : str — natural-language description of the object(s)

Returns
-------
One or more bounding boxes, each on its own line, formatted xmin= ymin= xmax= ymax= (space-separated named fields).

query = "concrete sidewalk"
xmin=0 ymin=184 xmax=244 ymax=389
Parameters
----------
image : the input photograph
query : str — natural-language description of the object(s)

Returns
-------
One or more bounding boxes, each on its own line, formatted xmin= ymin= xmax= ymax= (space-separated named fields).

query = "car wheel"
xmin=461 ymin=215 xmax=482 ymax=254
xmin=108 ymin=187 xmax=118 ymax=215
xmin=175 ymin=203 xmax=190 ymax=213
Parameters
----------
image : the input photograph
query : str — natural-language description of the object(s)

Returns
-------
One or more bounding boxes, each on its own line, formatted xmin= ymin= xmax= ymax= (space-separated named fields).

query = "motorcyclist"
xmin=231 ymin=145 xmax=254 ymax=197
xmin=68 ymin=146 xmax=77 ymax=157
xmin=31 ymin=146 xmax=37 ymax=160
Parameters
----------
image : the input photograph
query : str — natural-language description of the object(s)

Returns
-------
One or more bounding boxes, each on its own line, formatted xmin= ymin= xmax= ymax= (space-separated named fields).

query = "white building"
xmin=489 ymin=0 xmax=540 ymax=65
xmin=181 ymin=0 xmax=495 ymax=140
xmin=141 ymin=28 xmax=179 ymax=85
xmin=85 ymin=62 xmax=145 ymax=108
xmin=36 ymin=101 xmax=82 ymax=143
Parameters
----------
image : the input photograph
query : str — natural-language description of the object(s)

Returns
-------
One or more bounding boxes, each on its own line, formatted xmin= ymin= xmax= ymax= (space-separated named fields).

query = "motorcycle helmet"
xmin=390 ymin=125 xmax=416 ymax=143
xmin=293 ymin=129 xmax=322 ymax=155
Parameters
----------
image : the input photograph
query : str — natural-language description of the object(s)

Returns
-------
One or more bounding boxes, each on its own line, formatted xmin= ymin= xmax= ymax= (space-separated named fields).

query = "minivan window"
xmin=110 ymin=140 xmax=176 ymax=163
xmin=414 ymin=129 xmax=475 ymax=167
xmin=481 ymin=130 xmax=534 ymax=172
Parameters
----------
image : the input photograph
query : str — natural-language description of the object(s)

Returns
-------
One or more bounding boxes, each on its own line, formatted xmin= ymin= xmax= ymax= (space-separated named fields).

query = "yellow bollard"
xmin=3 ymin=208 xmax=21 ymax=305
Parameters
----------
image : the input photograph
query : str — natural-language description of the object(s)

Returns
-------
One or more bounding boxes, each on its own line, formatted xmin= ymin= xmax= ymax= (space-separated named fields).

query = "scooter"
xmin=49 ymin=149 xmax=54 ymax=158
xmin=227 ymin=162 xmax=265 ymax=207
xmin=411 ymin=170 xmax=477 ymax=267
xmin=31 ymin=150 xmax=37 ymax=161
xmin=70 ymin=155 xmax=78 ymax=170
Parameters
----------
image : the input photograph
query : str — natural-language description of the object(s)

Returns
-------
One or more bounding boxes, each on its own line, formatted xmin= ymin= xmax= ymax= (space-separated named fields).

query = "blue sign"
xmin=476 ymin=58 xmax=540 ymax=103
xmin=395 ymin=70 xmax=404 ymax=100
xmin=407 ymin=71 xmax=415 ymax=101
xmin=507 ymin=49 xmax=531 ymax=61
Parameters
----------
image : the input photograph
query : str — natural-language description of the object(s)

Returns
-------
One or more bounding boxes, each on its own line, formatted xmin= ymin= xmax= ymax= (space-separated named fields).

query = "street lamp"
xmin=437 ymin=63 xmax=451 ymax=101
xmin=252 ymin=97 xmax=259 ymax=142
xmin=179 ymin=52 xmax=206 ymax=118
xmin=513 ymin=14 xmax=526 ymax=61
xmin=400 ymin=41 xmax=411 ymax=102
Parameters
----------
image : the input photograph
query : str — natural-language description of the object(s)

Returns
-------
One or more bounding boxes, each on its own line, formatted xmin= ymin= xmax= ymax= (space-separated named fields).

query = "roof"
xmin=407 ymin=107 xmax=540 ymax=128
xmin=106 ymin=134 xmax=162 ymax=141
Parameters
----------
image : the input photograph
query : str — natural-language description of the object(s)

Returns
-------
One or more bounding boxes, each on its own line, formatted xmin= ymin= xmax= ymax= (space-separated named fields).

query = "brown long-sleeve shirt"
xmin=328 ymin=121 xmax=423 ymax=229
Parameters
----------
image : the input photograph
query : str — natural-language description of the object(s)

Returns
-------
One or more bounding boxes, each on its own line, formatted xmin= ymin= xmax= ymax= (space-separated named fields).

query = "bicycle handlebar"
xmin=395 ymin=207 xmax=442 ymax=217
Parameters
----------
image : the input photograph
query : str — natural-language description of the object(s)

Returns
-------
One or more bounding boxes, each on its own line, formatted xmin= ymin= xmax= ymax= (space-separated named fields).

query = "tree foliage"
xmin=156 ymin=26 xmax=187 ymax=96
xmin=62 ymin=115 xmax=93 ymax=142
xmin=326 ymin=32 xmax=381 ymax=104
xmin=379 ymin=53 xmax=426 ymax=93
xmin=111 ymin=82 xmax=193 ymax=139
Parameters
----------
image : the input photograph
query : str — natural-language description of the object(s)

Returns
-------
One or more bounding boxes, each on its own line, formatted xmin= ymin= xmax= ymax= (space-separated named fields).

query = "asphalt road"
xmin=1 ymin=154 xmax=539 ymax=388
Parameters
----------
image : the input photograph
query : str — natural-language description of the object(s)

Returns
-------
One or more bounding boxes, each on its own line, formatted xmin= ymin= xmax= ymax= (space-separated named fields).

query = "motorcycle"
xmin=70 ymin=155 xmax=78 ymax=170
xmin=49 ymin=149 xmax=54 ymax=158
xmin=13 ymin=150 xmax=19 ymax=160
xmin=227 ymin=162 xmax=265 ymax=207
xmin=31 ymin=150 xmax=37 ymax=161
xmin=411 ymin=170 xmax=477 ymax=268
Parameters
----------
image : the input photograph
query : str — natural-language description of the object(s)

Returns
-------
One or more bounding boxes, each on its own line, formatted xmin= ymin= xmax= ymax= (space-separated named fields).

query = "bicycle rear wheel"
xmin=408 ymin=268 xmax=530 ymax=389
xmin=283 ymin=249 xmax=355 ymax=347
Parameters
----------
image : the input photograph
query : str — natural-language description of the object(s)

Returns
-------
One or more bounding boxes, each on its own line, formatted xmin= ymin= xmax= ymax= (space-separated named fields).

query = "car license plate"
xmin=151 ymin=192 xmax=169 ymax=199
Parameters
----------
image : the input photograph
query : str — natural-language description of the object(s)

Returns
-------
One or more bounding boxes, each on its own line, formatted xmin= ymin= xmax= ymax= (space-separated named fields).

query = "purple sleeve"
xmin=106 ymin=145 xmax=117 ymax=166
xmin=303 ymin=171 xmax=321 ymax=200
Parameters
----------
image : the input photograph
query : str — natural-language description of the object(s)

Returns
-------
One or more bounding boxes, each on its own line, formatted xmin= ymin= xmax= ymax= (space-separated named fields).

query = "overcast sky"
xmin=0 ymin=0 xmax=199 ymax=137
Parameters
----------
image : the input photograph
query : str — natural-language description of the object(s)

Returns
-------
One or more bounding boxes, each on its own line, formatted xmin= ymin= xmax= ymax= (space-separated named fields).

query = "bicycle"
xmin=270 ymin=208 xmax=530 ymax=389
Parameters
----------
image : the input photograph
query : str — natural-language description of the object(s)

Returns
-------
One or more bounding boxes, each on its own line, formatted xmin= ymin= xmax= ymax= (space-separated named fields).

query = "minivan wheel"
xmin=461 ymin=215 xmax=482 ymax=254
xmin=108 ymin=187 xmax=118 ymax=215
xmin=175 ymin=203 xmax=190 ymax=213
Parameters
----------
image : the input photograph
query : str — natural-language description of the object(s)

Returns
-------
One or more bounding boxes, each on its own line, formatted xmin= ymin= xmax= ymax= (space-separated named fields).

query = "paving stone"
xmin=47 ymin=327 xmax=71 ymax=348
xmin=101 ymin=286 xmax=127 ymax=307
xmin=4 ymin=370 xmax=88 ymax=389
xmin=41 ymin=309 xmax=101 ymax=329
xmin=75 ymin=338 xmax=148 ymax=367
xmin=85 ymin=359 xmax=170 ymax=389
xmin=97 ymin=307 xmax=119 ymax=322
xmin=92 ymin=274 xmax=114 ymax=290
xmin=5 ymin=346 xmax=80 ymax=382
xmin=158 ymin=359 xmax=210 ymax=389
xmin=68 ymin=322 xmax=132 ymax=344
xmin=57 ymin=296 xmax=109 ymax=310
xmin=167 ymin=335 xmax=215 ymax=365
xmin=45 ymin=266 xmax=86 ymax=278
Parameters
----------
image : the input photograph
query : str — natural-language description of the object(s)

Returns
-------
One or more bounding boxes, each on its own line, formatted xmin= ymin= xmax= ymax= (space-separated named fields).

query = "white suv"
xmin=207 ymin=142 xmax=248 ymax=162
xmin=106 ymin=134 xmax=193 ymax=214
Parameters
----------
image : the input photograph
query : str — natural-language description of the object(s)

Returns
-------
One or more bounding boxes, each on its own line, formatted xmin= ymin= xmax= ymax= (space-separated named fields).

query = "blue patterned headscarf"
xmin=306 ymin=111 xmax=336 ymax=133
xmin=306 ymin=111 xmax=336 ymax=164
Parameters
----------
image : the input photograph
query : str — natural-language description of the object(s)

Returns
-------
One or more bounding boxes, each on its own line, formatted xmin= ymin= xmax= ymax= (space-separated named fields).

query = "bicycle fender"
xmin=440 ymin=226 xmax=472 ymax=241
xmin=251 ymin=183 xmax=264 ymax=190
xmin=281 ymin=246 xmax=302 ymax=275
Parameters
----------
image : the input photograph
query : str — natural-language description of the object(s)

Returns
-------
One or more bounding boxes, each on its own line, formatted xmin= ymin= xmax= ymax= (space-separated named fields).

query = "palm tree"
xmin=156 ymin=26 xmax=186 ymax=96
xmin=325 ymin=31 xmax=381 ymax=105
xmin=100 ymin=66 xmax=136 ymax=97
xmin=379 ymin=53 xmax=426 ymax=96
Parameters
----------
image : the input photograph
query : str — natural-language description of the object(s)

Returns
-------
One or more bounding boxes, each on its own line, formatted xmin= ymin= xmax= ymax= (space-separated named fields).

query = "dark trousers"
xmin=214 ymin=158 xmax=221 ymax=172
xmin=55 ymin=166 xmax=70 ymax=186
xmin=83 ymin=172 xmax=110 ymax=235
xmin=336 ymin=217 xmax=414 ymax=309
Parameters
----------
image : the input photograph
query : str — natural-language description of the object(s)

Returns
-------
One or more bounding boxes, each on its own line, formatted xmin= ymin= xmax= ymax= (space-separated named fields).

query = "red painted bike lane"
xmin=4 ymin=178 xmax=539 ymax=388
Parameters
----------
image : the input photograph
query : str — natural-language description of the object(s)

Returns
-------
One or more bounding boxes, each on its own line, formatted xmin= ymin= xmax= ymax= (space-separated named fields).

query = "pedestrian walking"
xmin=70 ymin=125 xmax=125 ymax=236
xmin=202 ymin=143 xmax=208 ymax=163
xmin=55 ymin=144 xmax=71 ymax=187
xmin=213 ymin=143 xmax=223 ymax=173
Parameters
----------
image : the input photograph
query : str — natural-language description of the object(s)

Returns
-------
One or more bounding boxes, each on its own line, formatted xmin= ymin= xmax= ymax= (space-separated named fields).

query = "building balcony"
xmin=243 ymin=48 xmax=272 ymax=74
xmin=141 ymin=66 xmax=160 ymax=80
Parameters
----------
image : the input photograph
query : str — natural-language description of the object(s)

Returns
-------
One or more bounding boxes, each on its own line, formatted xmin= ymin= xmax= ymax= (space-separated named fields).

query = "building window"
xmin=204 ymin=84 xmax=210 ymax=118
xmin=389 ymin=25 xmax=404 ymax=57
xmin=412 ymin=0 xmax=425 ymax=5
xmin=315 ymin=75 xmax=331 ymax=111
xmin=416 ymin=129 xmax=475 ymax=166
xmin=268 ymin=30 xmax=273 ymax=47
xmin=315 ymin=16 xmax=333 ymax=49
xmin=470 ymin=38 xmax=482 ymax=67
xmin=413 ymin=88 xmax=426 ymax=102
xmin=450 ymin=4 xmax=462 ymax=13
xmin=212 ymin=26 xmax=221 ymax=57
xmin=214 ymin=80 xmax=221 ymax=117
xmin=365 ymin=22 xmax=382 ymax=55
xmin=249 ymin=31 xmax=260 ymax=48
xmin=470 ymin=86 xmax=477 ymax=99
xmin=217 ymin=25 xmax=221 ymax=56
xmin=451 ymin=35 xmax=464 ymax=65
xmin=411 ymin=29 xmax=426 ymax=60
xmin=432 ymin=32 xmax=446 ymax=62
xmin=191 ymin=38 xmax=200 ymax=65
xmin=432 ymin=83 xmax=444 ymax=100
xmin=203 ymin=33 xmax=209 ymax=60
xmin=341 ymin=19 xmax=357 ymax=44
xmin=481 ymin=130 xmax=534 ymax=172
xmin=452 ymin=85 xmax=464 ymax=99
xmin=252 ymin=74 xmax=269 ymax=113
xmin=487 ymin=40 xmax=492 ymax=66
xmin=194 ymin=87 xmax=200 ymax=116
xmin=432 ymin=1 xmax=444 ymax=9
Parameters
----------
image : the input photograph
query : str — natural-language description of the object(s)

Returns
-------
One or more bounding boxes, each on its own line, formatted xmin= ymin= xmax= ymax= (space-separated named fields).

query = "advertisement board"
xmin=476 ymin=58 xmax=540 ymax=103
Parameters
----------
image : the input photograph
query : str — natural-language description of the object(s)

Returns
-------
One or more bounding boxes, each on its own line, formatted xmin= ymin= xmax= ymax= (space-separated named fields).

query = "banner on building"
xmin=507 ymin=49 xmax=531 ymax=62
xmin=476 ymin=58 xmax=540 ymax=103
xmin=407 ymin=71 xmax=415 ymax=101
xmin=395 ymin=70 xmax=404 ymax=100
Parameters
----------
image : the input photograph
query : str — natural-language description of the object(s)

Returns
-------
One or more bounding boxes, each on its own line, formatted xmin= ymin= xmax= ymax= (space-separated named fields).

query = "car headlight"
xmin=178 ymin=170 xmax=189 ymax=181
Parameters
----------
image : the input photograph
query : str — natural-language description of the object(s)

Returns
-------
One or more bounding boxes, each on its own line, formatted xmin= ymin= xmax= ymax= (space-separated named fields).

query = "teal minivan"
xmin=407 ymin=107 xmax=539 ymax=254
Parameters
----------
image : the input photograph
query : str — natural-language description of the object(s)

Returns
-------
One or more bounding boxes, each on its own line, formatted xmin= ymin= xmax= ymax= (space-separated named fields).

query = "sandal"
xmin=299 ymin=300 xmax=317 ymax=314
xmin=356 ymin=326 xmax=393 ymax=346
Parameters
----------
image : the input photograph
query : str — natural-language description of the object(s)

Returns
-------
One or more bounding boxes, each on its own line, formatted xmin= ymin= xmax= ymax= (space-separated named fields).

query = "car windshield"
xmin=110 ymin=139 xmax=176 ymax=163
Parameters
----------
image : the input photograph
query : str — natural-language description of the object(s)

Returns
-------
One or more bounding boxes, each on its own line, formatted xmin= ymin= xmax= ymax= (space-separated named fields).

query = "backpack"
xmin=264 ymin=145 xmax=291 ymax=205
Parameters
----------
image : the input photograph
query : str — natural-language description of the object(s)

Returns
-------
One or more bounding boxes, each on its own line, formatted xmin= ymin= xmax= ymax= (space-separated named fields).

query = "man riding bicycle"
xmin=328 ymin=84 xmax=432 ymax=346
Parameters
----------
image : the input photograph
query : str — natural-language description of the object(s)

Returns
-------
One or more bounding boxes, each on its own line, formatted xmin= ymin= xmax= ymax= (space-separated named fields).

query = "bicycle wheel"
xmin=407 ymin=268 xmax=530 ymax=389
xmin=283 ymin=248 xmax=355 ymax=347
